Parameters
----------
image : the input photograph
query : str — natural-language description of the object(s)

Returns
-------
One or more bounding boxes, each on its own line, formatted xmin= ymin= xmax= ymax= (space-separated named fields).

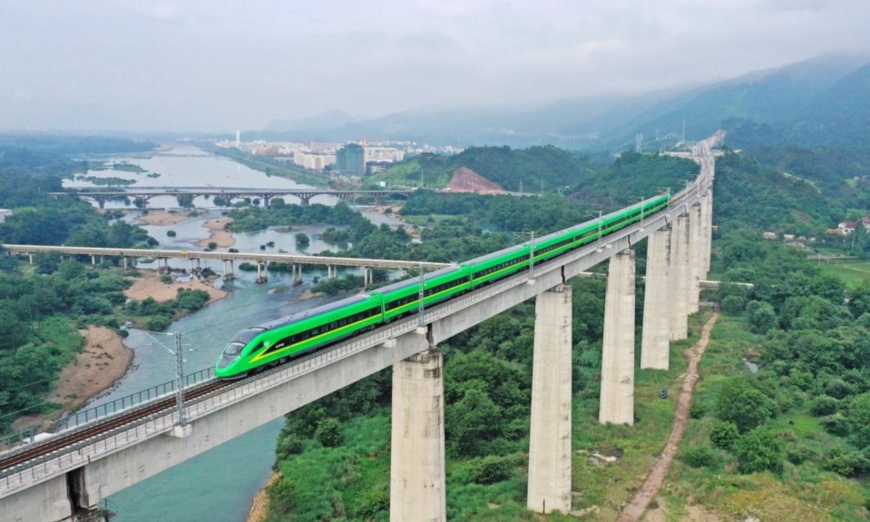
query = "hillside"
xmin=255 ymin=54 xmax=869 ymax=151
xmin=370 ymin=145 xmax=594 ymax=192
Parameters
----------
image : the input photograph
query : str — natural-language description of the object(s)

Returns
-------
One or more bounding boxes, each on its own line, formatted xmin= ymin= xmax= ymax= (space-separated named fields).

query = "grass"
xmin=817 ymin=260 xmax=870 ymax=288
xmin=567 ymin=312 xmax=709 ymax=520
xmin=661 ymin=314 xmax=870 ymax=522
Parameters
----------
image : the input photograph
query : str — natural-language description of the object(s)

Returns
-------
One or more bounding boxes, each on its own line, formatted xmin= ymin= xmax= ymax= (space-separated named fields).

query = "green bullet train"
xmin=215 ymin=193 xmax=670 ymax=378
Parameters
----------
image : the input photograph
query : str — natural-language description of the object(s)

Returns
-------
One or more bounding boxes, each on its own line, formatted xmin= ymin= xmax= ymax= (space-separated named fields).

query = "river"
xmin=64 ymin=145 xmax=407 ymax=521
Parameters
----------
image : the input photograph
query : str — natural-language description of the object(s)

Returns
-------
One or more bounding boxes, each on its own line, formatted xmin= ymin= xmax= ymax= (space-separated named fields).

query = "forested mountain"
xmin=256 ymin=54 xmax=869 ymax=150
xmin=787 ymin=63 xmax=870 ymax=148
xmin=372 ymin=145 xmax=595 ymax=192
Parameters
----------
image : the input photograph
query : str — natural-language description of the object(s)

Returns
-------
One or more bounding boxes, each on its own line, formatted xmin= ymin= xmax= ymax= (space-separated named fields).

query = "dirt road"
xmin=616 ymin=313 xmax=719 ymax=522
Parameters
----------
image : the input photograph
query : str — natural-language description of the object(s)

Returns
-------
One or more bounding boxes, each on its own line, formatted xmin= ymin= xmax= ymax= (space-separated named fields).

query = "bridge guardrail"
xmin=0 ymin=367 xmax=215 ymax=456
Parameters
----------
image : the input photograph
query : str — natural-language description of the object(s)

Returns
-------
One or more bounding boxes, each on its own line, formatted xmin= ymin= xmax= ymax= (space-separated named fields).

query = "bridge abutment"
xmin=599 ymin=249 xmax=636 ymax=425
xmin=641 ymin=225 xmax=671 ymax=370
xmin=527 ymin=284 xmax=572 ymax=514
xmin=390 ymin=347 xmax=446 ymax=522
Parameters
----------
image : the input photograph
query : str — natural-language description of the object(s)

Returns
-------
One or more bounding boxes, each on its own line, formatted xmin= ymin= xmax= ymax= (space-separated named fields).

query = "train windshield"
xmin=224 ymin=342 xmax=245 ymax=356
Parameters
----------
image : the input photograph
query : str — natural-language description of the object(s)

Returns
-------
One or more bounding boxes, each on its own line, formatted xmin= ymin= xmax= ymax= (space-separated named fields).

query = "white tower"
xmin=235 ymin=130 xmax=241 ymax=147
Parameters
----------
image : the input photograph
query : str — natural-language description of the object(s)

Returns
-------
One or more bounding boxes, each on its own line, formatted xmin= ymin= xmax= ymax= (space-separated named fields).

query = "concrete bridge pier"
xmin=670 ymin=214 xmax=689 ymax=341
xmin=291 ymin=264 xmax=302 ymax=285
xmin=255 ymin=262 xmax=268 ymax=283
xmin=298 ymin=194 xmax=312 ymax=206
xmin=222 ymin=259 xmax=235 ymax=281
xmin=363 ymin=268 xmax=372 ymax=288
xmin=688 ymin=203 xmax=702 ymax=314
xmin=326 ymin=265 xmax=336 ymax=280
xmin=390 ymin=346 xmax=446 ymax=522
xmin=702 ymin=189 xmax=713 ymax=277
xmin=90 ymin=255 xmax=97 ymax=265
xmin=157 ymin=258 xmax=170 ymax=274
xmin=599 ymin=249 xmax=636 ymax=425
xmin=527 ymin=284 xmax=573 ymax=515
xmin=641 ymin=224 xmax=671 ymax=370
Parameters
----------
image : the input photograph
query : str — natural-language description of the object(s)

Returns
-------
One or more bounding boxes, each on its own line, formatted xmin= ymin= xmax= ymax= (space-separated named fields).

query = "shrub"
xmin=822 ymin=448 xmax=870 ymax=476
xmin=159 ymin=274 xmax=173 ymax=284
xmin=787 ymin=446 xmax=816 ymax=465
xmin=808 ymin=395 xmax=839 ymax=416
xmin=715 ymin=378 xmax=776 ymax=433
xmin=315 ymin=417 xmax=343 ymax=447
xmin=353 ymin=490 xmax=389 ymax=519
xmin=734 ymin=427 xmax=784 ymax=474
xmin=710 ymin=420 xmax=740 ymax=450
xmin=267 ymin=476 xmax=297 ymax=514
xmin=166 ymin=230 xmax=176 ymax=237
xmin=689 ymin=401 xmax=707 ymax=419
xmin=722 ymin=295 xmax=746 ymax=315
xmin=468 ymin=455 xmax=514 ymax=484
xmin=820 ymin=413 xmax=850 ymax=436
xmin=681 ymin=445 xmax=717 ymax=468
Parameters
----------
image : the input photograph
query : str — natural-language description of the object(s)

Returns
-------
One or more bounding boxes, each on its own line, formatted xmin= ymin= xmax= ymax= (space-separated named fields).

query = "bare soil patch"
xmin=246 ymin=471 xmax=280 ymax=522
xmin=195 ymin=217 xmax=236 ymax=248
xmin=12 ymin=327 xmax=132 ymax=431
xmin=135 ymin=210 xmax=192 ymax=226
xmin=446 ymin=166 xmax=506 ymax=194
xmin=617 ymin=313 xmax=719 ymax=522
xmin=124 ymin=270 xmax=227 ymax=305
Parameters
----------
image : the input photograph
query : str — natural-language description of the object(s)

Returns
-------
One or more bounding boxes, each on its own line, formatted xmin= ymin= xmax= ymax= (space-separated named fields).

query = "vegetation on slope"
xmin=371 ymin=145 xmax=595 ymax=192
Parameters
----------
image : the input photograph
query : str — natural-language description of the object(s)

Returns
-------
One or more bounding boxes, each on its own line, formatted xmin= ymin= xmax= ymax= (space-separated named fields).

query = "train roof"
xmin=464 ymin=244 xmax=525 ymax=266
xmin=369 ymin=264 xmax=462 ymax=295
xmin=257 ymin=294 xmax=374 ymax=331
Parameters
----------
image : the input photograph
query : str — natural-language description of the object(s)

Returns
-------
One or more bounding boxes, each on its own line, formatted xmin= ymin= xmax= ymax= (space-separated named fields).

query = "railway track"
xmin=0 ymin=380 xmax=232 ymax=475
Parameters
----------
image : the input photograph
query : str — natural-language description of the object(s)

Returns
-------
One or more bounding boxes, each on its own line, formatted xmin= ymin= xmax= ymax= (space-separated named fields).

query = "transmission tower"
xmin=635 ymin=133 xmax=643 ymax=153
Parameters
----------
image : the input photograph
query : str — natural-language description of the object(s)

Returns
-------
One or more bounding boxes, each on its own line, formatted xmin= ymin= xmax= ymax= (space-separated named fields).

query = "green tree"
xmin=710 ymin=420 xmax=740 ymax=450
xmin=445 ymin=387 xmax=503 ymax=458
xmin=715 ymin=378 xmax=775 ymax=433
xmin=314 ymin=417 xmax=343 ymax=447
xmin=749 ymin=302 xmax=777 ymax=334
xmin=847 ymin=393 xmax=870 ymax=448
xmin=734 ymin=427 xmax=784 ymax=474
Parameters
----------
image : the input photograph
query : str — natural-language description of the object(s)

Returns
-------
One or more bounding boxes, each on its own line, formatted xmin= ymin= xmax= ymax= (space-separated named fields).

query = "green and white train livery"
xmin=215 ymin=194 xmax=669 ymax=378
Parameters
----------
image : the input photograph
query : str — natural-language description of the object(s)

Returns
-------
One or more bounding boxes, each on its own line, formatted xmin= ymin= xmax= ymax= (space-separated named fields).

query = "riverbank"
xmin=12 ymin=327 xmax=132 ymax=431
xmin=124 ymin=270 xmax=227 ymax=305
xmin=246 ymin=471 xmax=280 ymax=522
xmin=195 ymin=217 xmax=236 ymax=248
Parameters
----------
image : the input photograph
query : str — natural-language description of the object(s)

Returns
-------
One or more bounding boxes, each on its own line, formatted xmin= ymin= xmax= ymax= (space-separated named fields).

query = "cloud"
xmin=0 ymin=0 xmax=869 ymax=132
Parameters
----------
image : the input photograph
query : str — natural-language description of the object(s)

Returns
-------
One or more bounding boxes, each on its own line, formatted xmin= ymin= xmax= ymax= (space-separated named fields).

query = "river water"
xmin=63 ymin=145 xmax=406 ymax=521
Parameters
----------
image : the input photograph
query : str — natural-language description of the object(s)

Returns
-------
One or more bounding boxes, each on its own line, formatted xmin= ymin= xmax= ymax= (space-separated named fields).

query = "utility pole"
xmin=529 ymin=231 xmax=535 ymax=279
xmin=174 ymin=331 xmax=186 ymax=426
xmin=418 ymin=263 xmax=426 ymax=327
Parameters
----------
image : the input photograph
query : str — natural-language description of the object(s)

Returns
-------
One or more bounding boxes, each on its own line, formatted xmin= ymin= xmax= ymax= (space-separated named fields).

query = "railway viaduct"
xmin=0 ymin=136 xmax=719 ymax=522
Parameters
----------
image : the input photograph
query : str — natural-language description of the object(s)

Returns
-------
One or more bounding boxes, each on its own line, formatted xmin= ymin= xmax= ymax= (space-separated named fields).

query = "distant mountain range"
xmin=256 ymin=53 xmax=870 ymax=150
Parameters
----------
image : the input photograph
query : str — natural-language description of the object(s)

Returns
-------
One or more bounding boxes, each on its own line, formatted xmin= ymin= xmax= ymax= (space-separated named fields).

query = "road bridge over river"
xmin=1 ymin=244 xmax=451 ymax=286
xmin=50 ymin=187 xmax=414 ymax=208
xmin=1 ymin=134 xmax=720 ymax=521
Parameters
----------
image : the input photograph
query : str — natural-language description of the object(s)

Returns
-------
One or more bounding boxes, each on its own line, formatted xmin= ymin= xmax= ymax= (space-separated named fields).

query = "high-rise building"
xmin=335 ymin=143 xmax=365 ymax=176
xmin=235 ymin=130 xmax=241 ymax=147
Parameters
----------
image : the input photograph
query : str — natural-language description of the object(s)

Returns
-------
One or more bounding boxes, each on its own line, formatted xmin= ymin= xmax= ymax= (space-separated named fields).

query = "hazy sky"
xmin=2 ymin=0 xmax=869 ymax=133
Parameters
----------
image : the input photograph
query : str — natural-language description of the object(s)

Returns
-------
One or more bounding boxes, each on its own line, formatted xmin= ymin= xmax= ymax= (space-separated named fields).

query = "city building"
xmin=335 ymin=143 xmax=366 ymax=176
